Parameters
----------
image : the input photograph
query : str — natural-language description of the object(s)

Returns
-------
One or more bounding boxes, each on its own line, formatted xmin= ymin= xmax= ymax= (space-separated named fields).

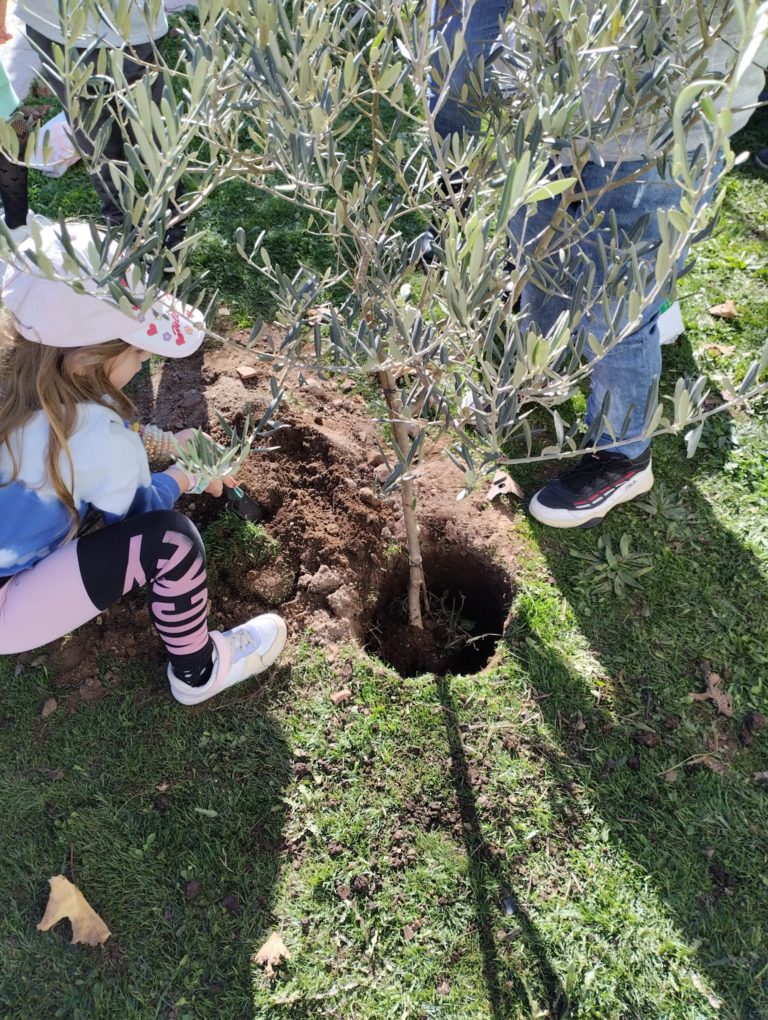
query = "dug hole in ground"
xmin=34 ymin=324 xmax=520 ymax=693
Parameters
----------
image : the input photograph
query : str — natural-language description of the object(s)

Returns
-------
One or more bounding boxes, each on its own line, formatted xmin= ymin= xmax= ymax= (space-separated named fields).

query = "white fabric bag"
xmin=28 ymin=111 xmax=81 ymax=178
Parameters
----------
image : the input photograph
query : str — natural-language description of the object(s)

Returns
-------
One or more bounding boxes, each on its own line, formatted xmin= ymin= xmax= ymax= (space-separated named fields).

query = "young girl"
xmin=0 ymin=221 xmax=287 ymax=705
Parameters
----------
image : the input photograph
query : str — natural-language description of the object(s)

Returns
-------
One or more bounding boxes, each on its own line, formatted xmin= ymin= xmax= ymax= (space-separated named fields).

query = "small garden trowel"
xmin=225 ymin=485 xmax=264 ymax=523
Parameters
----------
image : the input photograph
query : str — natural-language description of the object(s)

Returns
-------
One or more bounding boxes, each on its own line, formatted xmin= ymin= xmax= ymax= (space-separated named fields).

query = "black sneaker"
xmin=529 ymin=448 xmax=654 ymax=528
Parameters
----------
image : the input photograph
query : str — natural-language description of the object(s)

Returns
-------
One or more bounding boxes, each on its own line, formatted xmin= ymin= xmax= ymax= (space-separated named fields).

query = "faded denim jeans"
xmin=429 ymin=0 xmax=714 ymax=458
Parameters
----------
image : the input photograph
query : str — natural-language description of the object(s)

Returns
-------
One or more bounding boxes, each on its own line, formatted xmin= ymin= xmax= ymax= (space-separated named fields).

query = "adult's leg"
xmin=576 ymin=160 xmax=714 ymax=458
xmin=429 ymin=0 xmax=514 ymax=139
xmin=25 ymin=26 xmax=184 ymax=242
xmin=0 ymin=509 xmax=213 ymax=684
xmin=0 ymin=151 xmax=28 ymax=230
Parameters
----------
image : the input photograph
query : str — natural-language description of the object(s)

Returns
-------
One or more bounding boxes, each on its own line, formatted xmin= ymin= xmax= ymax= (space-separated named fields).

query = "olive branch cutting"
xmin=171 ymin=381 xmax=285 ymax=485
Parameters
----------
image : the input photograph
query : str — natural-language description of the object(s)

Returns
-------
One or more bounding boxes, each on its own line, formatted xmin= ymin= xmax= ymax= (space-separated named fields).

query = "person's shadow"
xmin=510 ymin=321 xmax=768 ymax=1016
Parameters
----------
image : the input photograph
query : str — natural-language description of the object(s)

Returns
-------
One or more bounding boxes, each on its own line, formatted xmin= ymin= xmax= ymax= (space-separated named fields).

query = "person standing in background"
xmin=16 ymin=0 xmax=185 ymax=250
xmin=429 ymin=1 xmax=768 ymax=528
xmin=0 ymin=0 xmax=32 ymax=241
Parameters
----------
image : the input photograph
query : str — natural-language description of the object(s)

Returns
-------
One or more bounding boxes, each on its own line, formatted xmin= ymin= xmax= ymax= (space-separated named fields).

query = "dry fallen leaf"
xmin=485 ymin=470 xmax=524 ymax=502
xmin=689 ymin=664 xmax=733 ymax=718
xmin=253 ymin=931 xmax=290 ymax=979
xmin=41 ymin=697 xmax=57 ymax=718
xmin=704 ymin=343 xmax=736 ymax=356
xmin=708 ymin=299 xmax=738 ymax=320
xmin=691 ymin=971 xmax=723 ymax=1009
xmin=664 ymin=769 xmax=678 ymax=784
xmin=330 ymin=688 xmax=351 ymax=706
xmin=37 ymin=875 xmax=111 ymax=946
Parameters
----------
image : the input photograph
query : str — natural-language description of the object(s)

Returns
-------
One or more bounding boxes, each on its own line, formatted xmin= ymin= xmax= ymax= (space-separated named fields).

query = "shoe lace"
xmin=230 ymin=627 xmax=256 ymax=657
xmin=559 ymin=452 xmax=620 ymax=492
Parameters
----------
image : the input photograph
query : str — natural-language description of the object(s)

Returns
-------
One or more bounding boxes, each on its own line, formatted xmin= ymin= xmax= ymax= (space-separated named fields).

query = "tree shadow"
xmin=0 ymin=655 xmax=293 ymax=1018
xmin=436 ymin=675 xmax=569 ymax=1018
xmin=517 ymin=357 xmax=768 ymax=1015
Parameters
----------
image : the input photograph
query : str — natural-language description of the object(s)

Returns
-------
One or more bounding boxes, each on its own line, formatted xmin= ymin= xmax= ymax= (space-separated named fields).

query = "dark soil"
xmin=365 ymin=544 xmax=514 ymax=677
xmin=42 ymin=323 xmax=522 ymax=694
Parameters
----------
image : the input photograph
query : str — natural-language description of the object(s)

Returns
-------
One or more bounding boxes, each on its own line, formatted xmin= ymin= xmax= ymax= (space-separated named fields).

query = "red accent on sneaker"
xmin=573 ymin=468 xmax=639 ymax=507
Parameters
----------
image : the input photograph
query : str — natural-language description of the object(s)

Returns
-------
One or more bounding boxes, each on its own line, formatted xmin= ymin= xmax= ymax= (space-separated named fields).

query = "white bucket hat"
xmin=0 ymin=221 xmax=205 ymax=358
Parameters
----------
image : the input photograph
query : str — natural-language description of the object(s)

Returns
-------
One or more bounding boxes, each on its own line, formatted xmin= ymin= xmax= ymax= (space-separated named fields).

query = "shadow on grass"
xmin=0 ymin=658 xmax=293 ymax=1019
xmin=436 ymin=675 xmax=568 ymax=1019
xmin=518 ymin=405 xmax=768 ymax=1015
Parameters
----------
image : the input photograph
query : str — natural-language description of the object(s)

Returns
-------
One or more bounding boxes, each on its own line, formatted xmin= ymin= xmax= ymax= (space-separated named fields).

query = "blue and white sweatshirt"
xmin=0 ymin=402 xmax=180 ymax=577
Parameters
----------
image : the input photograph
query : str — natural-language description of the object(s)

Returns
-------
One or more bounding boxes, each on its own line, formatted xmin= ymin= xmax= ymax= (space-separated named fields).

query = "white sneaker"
xmin=658 ymin=300 xmax=684 ymax=346
xmin=168 ymin=613 xmax=287 ymax=706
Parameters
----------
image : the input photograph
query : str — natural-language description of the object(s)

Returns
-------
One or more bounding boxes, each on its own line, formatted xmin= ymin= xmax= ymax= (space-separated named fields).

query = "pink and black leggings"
xmin=0 ymin=511 xmax=214 ymax=685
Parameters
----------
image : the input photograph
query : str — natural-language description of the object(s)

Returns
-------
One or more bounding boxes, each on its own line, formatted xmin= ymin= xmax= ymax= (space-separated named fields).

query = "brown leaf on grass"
xmin=253 ymin=931 xmax=290 ymax=979
xmin=436 ymin=979 xmax=451 ymax=996
xmin=704 ymin=342 xmax=736 ymax=356
xmin=41 ymin=697 xmax=58 ymax=718
xmin=743 ymin=712 xmax=767 ymax=737
xmin=689 ymin=664 xmax=733 ymax=718
xmin=330 ymin=688 xmax=351 ymax=706
xmin=664 ymin=769 xmax=678 ymax=783
xmin=633 ymin=728 xmax=661 ymax=748
xmin=185 ymin=879 xmax=202 ymax=901
xmin=485 ymin=470 xmax=524 ymax=502
xmin=708 ymin=299 xmax=738 ymax=320
xmin=37 ymin=875 xmax=111 ymax=946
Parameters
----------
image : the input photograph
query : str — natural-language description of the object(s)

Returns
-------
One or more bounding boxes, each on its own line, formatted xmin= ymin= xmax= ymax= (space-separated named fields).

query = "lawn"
xmin=0 ymin=51 xmax=767 ymax=1020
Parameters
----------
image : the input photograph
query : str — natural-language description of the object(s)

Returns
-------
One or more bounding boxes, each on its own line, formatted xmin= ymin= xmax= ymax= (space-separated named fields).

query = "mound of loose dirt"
xmin=48 ymin=325 xmax=523 ymax=689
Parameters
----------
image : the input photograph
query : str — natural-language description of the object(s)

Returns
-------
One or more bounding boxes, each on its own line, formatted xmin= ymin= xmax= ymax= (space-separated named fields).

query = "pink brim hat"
xmin=0 ymin=222 xmax=205 ymax=358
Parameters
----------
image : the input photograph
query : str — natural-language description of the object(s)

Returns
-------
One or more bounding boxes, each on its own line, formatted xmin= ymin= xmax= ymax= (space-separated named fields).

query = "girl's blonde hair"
xmin=0 ymin=313 xmax=136 ymax=533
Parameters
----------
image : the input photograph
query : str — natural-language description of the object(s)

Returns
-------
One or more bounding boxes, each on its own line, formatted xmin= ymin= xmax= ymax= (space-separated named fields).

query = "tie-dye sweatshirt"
xmin=0 ymin=402 xmax=180 ymax=577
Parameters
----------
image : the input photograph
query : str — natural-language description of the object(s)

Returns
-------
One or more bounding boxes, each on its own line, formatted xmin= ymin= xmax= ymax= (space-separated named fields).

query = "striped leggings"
xmin=0 ymin=511 xmax=213 ymax=677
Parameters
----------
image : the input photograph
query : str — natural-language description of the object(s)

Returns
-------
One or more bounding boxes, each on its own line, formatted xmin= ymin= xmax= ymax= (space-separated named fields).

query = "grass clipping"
xmin=37 ymin=875 xmax=111 ymax=946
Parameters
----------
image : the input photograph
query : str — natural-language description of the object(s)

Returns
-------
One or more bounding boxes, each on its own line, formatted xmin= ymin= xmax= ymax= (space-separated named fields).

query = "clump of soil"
xmin=46 ymin=325 xmax=522 ymax=692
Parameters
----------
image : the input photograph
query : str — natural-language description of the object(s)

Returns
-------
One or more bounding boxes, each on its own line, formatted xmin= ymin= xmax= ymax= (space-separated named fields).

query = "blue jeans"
xmin=428 ymin=0 xmax=513 ymax=138
xmin=510 ymin=161 xmax=716 ymax=458
xmin=429 ymin=1 xmax=713 ymax=459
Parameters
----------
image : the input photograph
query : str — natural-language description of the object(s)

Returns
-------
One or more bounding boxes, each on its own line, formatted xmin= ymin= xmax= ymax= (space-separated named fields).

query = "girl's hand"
xmin=163 ymin=466 xmax=238 ymax=498
xmin=173 ymin=428 xmax=202 ymax=453
xmin=171 ymin=430 xmax=237 ymax=495
xmin=202 ymin=474 xmax=237 ymax=498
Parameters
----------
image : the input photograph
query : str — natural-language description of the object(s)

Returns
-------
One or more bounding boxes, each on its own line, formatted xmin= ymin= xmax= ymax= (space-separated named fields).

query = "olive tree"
xmin=3 ymin=0 xmax=767 ymax=628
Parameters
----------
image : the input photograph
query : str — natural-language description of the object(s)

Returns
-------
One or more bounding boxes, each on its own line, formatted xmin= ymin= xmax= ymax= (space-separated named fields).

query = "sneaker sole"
xmin=529 ymin=464 xmax=654 ymax=528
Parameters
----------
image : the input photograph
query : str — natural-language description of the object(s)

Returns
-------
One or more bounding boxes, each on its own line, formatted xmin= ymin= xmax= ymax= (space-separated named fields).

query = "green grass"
xmin=203 ymin=511 xmax=280 ymax=586
xmin=5 ymin=60 xmax=768 ymax=1020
